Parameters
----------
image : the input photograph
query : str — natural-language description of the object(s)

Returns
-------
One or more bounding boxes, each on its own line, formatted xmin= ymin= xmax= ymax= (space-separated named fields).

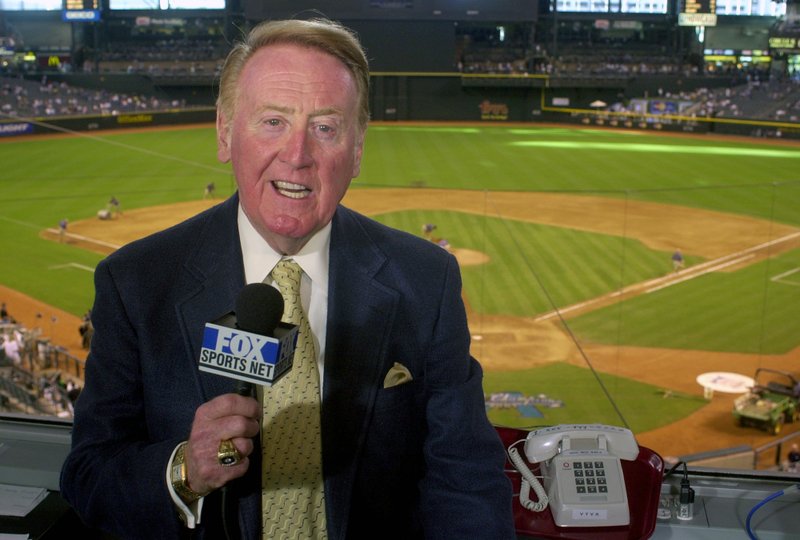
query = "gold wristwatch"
xmin=171 ymin=442 xmax=205 ymax=503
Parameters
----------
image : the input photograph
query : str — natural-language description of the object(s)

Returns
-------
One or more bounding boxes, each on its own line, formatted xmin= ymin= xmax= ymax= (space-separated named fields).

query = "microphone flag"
xmin=199 ymin=312 xmax=298 ymax=387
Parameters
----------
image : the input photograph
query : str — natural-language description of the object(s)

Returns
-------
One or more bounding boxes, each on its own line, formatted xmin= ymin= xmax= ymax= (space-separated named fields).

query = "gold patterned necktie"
xmin=261 ymin=259 xmax=327 ymax=539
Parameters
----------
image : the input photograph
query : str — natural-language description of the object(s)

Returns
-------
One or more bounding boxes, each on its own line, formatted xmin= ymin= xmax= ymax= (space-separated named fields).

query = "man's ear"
xmin=216 ymin=110 xmax=231 ymax=163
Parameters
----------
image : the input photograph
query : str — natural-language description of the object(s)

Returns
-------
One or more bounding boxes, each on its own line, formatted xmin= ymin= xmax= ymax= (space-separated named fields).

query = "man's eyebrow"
xmin=310 ymin=107 xmax=344 ymax=118
xmin=257 ymin=103 xmax=293 ymax=115
xmin=255 ymin=104 xmax=344 ymax=118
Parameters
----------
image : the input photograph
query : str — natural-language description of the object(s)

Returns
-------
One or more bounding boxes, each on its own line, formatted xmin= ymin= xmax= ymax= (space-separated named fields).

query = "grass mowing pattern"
xmin=1 ymin=125 xmax=798 ymax=352
xmin=376 ymin=210 xmax=692 ymax=315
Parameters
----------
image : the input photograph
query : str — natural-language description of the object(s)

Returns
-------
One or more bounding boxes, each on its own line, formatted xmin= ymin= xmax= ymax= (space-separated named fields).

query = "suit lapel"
xmin=175 ymin=194 xmax=246 ymax=401
xmin=322 ymin=207 xmax=399 ymax=540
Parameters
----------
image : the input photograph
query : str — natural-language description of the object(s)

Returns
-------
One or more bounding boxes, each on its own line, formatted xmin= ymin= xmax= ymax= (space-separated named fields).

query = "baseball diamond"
xmin=2 ymin=123 xmax=799 ymax=467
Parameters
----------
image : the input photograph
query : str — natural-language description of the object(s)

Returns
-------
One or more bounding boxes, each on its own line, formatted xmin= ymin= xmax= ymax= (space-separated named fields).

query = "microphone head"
xmin=235 ymin=283 xmax=284 ymax=336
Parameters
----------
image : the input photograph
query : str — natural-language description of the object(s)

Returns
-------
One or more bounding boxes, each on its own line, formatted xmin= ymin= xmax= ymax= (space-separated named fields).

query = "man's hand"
xmin=183 ymin=393 xmax=261 ymax=495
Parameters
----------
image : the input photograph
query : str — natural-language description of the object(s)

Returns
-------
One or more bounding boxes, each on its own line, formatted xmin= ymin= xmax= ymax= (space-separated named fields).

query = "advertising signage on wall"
xmin=769 ymin=37 xmax=800 ymax=52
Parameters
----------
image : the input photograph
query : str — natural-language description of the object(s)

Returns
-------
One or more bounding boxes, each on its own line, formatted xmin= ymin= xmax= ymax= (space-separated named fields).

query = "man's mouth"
xmin=272 ymin=180 xmax=311 ymax=199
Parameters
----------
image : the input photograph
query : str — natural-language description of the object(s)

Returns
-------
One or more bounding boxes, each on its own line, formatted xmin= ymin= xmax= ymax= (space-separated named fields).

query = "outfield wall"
xmin=0 ymin=108 xmax=216 ymax=138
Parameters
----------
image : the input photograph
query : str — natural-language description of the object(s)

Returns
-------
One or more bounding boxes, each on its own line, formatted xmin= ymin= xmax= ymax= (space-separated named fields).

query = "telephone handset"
xmin=508 ymin=424 xmax=640 ymax=528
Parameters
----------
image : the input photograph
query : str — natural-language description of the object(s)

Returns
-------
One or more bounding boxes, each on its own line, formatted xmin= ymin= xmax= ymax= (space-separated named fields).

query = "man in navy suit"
xmin=60 ymin=18 xmax=515 ymax=539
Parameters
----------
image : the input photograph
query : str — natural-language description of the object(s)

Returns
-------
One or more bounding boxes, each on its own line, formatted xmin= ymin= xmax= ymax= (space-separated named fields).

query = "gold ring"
xmin=217 ymin=439 xmax=241 ymax=467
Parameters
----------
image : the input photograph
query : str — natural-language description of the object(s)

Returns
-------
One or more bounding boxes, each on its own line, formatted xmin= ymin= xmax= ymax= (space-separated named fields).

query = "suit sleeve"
xmin=418 ymin=255 xmax=516 ymax=539
xmin=59 ymin=259 xmax=186 ymax=537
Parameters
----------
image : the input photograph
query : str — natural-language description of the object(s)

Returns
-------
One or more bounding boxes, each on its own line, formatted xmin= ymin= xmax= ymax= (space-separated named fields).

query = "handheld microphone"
xmin=198 ymin=283 xmax=298 ymax=389
xmin=202 ymin=283 xmax=295 ymax=540
xmin=232 ymin=284 xmax=284 ymax=397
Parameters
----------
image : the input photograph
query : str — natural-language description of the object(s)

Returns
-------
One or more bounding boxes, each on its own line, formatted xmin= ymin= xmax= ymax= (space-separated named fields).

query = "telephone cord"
xmin=508 ymin=446 xmax=549 ymax=512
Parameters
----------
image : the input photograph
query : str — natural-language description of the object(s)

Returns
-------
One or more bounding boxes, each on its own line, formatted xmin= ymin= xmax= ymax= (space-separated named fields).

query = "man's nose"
xmin=279 ymin=126 xmax=313 ymax=168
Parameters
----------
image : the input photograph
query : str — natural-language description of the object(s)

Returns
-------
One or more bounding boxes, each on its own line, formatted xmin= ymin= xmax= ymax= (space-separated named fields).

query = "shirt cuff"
xmin=166 ymin=442 xmax=205 ymax=528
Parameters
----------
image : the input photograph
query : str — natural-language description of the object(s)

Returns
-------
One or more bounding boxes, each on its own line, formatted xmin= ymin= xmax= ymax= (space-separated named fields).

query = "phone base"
xmin=498 ymin=426 xmax=664 ymax=540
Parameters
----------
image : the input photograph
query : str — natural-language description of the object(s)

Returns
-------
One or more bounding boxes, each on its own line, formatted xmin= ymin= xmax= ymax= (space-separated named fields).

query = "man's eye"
xmin=313 ymin=124 xmax=336 ymax=138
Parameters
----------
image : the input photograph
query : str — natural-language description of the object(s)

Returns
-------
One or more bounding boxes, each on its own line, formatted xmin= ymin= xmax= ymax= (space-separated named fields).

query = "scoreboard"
xmin=678 ymin=0 xmax=717 ymax=26
xmin=62 ymin=0 xmax=101 ymax=21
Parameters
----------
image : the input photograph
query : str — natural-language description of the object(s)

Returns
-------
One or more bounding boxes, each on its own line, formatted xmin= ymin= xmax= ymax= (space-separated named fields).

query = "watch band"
xmin=171 ymin=442 xmax=205 ymax=503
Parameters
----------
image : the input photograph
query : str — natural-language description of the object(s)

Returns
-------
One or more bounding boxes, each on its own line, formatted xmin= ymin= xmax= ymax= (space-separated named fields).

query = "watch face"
xmin=172 ymin=463 xmax=182 ymax=482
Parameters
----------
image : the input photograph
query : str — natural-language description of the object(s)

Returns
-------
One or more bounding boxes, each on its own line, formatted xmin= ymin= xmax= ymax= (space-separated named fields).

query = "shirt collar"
xmin=237 ymin=203 xmax=330 ymax=287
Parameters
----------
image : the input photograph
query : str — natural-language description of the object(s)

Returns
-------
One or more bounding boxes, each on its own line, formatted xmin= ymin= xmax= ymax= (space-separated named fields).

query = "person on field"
xmin=671 ymin=249 xmax=684 ymax=272
xmin=108 ymin=196 xmax=122 ymax=217
xmin=58 ymin=218 xmax=68 ymax=243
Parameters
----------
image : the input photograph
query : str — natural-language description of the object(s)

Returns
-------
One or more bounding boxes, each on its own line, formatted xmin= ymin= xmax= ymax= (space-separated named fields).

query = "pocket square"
xmin=383 ymin=362 xmax=413 ymax=388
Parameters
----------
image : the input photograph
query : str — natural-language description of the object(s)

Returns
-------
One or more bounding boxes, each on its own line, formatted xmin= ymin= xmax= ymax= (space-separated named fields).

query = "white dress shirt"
xmin=237 ymin=203 xmax=330 ymax=389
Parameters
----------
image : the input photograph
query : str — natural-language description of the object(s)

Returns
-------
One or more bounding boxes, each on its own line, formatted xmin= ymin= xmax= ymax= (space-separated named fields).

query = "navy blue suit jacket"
xmin=60 ymin=194 xmax=515 ymax=539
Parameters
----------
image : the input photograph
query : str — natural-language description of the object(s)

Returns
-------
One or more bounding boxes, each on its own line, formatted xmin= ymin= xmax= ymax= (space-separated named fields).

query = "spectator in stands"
xmin=66 ymin=380 xmax=81 ymax=414
xmin=2 ymin=334 xmax=21 ymax=366
xmin=0 ymin=75 xmax=197 ymax=118
xmin=786 ymin=443 xmax=800 ymax=473
xmin=79 ymin=310 xmax=93 ymax=350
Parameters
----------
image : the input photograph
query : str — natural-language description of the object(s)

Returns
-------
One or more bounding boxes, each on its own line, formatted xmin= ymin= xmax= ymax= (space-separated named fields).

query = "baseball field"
xmin=2 ymin=121 xmax=799 ymax=464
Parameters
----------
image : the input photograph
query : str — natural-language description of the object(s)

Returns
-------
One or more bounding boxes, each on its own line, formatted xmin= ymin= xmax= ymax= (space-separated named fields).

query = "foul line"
xmin=772 ymin=267 xmax=800 ymax=286
xmin=535 ymin=230 xmax=800 ymax=322
xmin=645 ymin=254 xmax=755 ymax=293
xmin=46 ymin=228 xmax=121 ymax=250
xmin=50 ymin=263 xmax=95 ymax=273
xmin=646 ymin=230 xmax=800 ymax=293
xmin=1 ymin=112 xmax=229 ymax=175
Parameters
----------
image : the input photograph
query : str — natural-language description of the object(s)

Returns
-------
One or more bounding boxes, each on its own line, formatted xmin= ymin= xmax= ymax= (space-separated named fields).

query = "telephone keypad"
xmin=568 ymin=459 xmax=610 ymax=495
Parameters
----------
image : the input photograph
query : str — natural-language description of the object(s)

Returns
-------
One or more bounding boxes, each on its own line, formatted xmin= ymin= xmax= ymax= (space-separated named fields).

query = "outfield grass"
xmin=1 ymin=124 xmax=798 ymax=356
xmin=363 ymin=125 xmax=800 ymax=226
xmin=483 ymin=362 xmax=707 ymax=432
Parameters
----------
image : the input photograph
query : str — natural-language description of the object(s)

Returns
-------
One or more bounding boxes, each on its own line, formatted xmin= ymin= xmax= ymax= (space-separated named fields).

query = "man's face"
xmin=217 ymin=43 xmax=364 ymax=254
